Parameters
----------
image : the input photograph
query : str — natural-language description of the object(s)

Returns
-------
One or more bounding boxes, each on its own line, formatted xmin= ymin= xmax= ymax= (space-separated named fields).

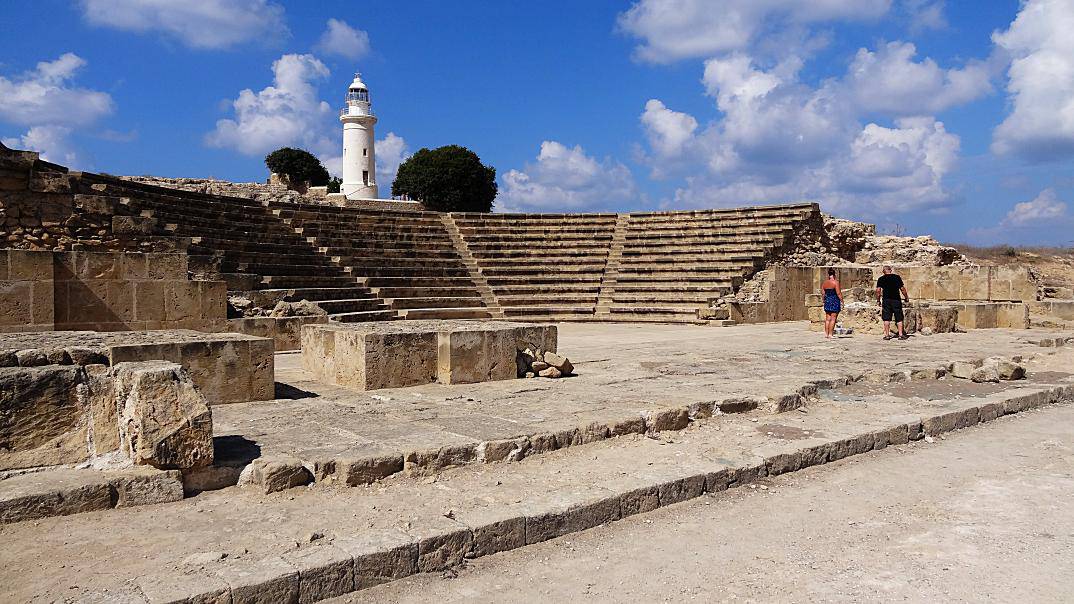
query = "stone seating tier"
xmin=7 ymin=154 xmax=822 ymax=324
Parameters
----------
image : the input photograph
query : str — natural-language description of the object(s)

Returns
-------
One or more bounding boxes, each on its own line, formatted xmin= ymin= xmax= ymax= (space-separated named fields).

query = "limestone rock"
xmin=995 ymin=361 xmax=1026 ymax=381
xmin=251 ymin=458 xmax=314 ymax=493
xmin=530 ymin=361 xmax=550 ymax=372
xmin=270 ymin=300 xmax=327 ymax=318
xmin=538 ymin=367 xmax=562 ymax=379
xmin=113 ymin=361 xmax=214 ymax=470
xmin=970 ymin=365 xmax=1001 ymax=383
xmin=950 ymin=361 xmax=980 ymax=380
xmin=543 ymin=352 xmax=574 ymax=375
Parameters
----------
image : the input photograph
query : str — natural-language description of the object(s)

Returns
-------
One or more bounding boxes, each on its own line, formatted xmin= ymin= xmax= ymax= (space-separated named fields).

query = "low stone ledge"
xmin=227 ymin=315 xmax=328 ymax=352
xmin=0 ymin=467 xmax=182 ymax=524
xmin=0 ymin=329 xmax=274 ymax=404
xmin=19 ymin=378 xmax=1074 ymax=601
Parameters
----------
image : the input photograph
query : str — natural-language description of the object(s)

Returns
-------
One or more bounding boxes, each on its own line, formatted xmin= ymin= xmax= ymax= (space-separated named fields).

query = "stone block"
xmin=620 ymin=485 xmax=661 ymax=516
xmin=525 ymin=490 xmax=621 ymax=545
xmin=249 ymin=457 xmax=313 ymax=494
xmin=113 ymin=361 xmax=214 ymax=470
xmin=281 ymin=544 xmax=354 ymax=604
xmin=7 ymin=250 xmax=53 ymax=280
xmin=467 ymin=515 xmax=527 ymax=558
xmin=138 ymin=571 xmax=231 ymax=604
xmin=337 ymin=454 xmax=404 ymax=485
xmin=133 ymin=281 xmax=166 ymax=322
xmin=0 ymin=365 xmax=88 ymax=470
xmin=215 ymin=556 xmax=299 ymax=604
xmin=0 ymin=281 xmax=34 ymax=328
xmin=336 ymin=529 xmax=418 ymax=590
xmin=111 ymin=469 xmax=184 ymax=508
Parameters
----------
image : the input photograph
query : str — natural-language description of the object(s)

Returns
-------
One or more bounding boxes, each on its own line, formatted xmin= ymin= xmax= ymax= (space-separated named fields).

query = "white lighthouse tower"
xmin=340 ymin=73 xmax=378 ymax=199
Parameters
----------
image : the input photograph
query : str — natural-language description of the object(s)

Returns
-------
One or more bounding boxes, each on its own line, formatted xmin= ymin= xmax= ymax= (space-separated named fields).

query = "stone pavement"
xmin=214 ymin=323 xmax=1062 ymax=483
xmin=1 ymin=323 xmax=1071 ymax=602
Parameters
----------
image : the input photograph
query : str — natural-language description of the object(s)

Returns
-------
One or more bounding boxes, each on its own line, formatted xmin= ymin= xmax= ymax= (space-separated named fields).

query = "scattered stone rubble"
xmin=517 ymin=348 xmax=575 ymax=378
xmin=950 ymin=357 xmax=1027 ymax=383
xmin=120 ymin=176 xmax=307 ymax=205
xmin=855 ymin=234 xmax=965 ymax=267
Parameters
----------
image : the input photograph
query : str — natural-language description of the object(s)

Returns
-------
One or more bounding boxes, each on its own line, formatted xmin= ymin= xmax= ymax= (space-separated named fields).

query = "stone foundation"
xmin=0 ymin=330 xmax=273 ymax=404
xmin=301 ymin=320 xmax=557 ymax=390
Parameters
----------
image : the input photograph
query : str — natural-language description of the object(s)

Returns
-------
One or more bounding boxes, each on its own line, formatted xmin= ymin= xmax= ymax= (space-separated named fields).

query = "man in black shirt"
xmin=875 ymin=265 xmax=910 ymax=340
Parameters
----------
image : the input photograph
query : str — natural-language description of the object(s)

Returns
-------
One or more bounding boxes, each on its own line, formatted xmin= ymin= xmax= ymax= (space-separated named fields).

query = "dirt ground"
xmin=342 ymin=403 xmax=1074 ymax=604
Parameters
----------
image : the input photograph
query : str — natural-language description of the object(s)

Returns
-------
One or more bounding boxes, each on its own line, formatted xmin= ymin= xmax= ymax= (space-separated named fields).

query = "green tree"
xmin=391 ymin=145 xmax=497 ymax=212
xmin=264 ymin=147 xmax=330 ymax=187
xmin=327 ymin=176 xmax=343 ymax=194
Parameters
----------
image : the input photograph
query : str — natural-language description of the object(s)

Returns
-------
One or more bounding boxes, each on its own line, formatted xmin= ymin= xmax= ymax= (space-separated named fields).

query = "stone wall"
xmin=0 ymin=249 xmax=227 ymax=333
xmin=882 ymin=265 xmax=1036 ymax=303
xmin=120 ymin=176 xmax=307 ymax=205
xmin=0 ymin=144 xmax=179 ymax=252
xmin=120 ymin=175 xmax=427 ymax=212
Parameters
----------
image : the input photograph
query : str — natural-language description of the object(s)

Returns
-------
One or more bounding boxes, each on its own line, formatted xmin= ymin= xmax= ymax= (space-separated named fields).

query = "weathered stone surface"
xmin=537 ymin=366 xmax=562 ymax=379
xmin=215 ymin=556 xmax=299 ymax=604
xmin=950 ymin=360 xmax=981 ymax=379
xmin=281 ymin=544 xmax=354 ymax=604
xmin=338 ymin=454 xmax=404 ymax=485
xmin=543 ymin=352 xmax=574 ymax=375
xmin=249 ymin=458 xmax=314 ymax=494
xmin=138 ymin=571 xmax=231 ymax=604
xmin=995 ymin=361 xmax=1026 ymax=380
xmin=970 ymin=365 xmax=1001 ymax=383
xmin=0 ymin=364 xmax=88 ymax=470
xmin=111 ymin=470 xmax=184 ymax=508
xmin=113 ymin=361 xmax=214 ymax=470
xmin=336 ymin=529 xmax=418 ymax=590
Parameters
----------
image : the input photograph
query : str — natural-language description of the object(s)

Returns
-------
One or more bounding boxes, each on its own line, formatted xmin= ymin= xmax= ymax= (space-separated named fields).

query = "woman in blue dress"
xmin=821 ymin=268 xmax=843 ymax=339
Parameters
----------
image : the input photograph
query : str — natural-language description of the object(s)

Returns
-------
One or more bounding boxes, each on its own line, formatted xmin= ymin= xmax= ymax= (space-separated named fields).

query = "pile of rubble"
xmin=950 ymin=357 xmax=1026 ymax=383
xmin=517 ymin=348 xmax=574 ymax=378
xmin=228 ymin=296 xmax=327 ymax=319
xmin=119 ymin=176 xmax=308 ymax=205
xmin=855 ymin=234 xmax=965 ymax=266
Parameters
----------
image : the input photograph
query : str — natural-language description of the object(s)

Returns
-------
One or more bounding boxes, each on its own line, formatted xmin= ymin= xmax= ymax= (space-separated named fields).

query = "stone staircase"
xmin=608 ymin=204 xmax=819 ymax=322
xmin=450 ymin=212 xmax=619 ymax=320
xmin=272 ymin=204 xmax=492 ymax=320
xmin=56 ymin=168 xmax=821 ymax=326
xmin=74 ymin=173 xmax=397 ymax=323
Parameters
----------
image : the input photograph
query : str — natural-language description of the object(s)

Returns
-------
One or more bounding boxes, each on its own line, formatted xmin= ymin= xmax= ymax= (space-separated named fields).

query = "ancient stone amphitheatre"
xmin=2 ymin=140 xmax=1073 ymax=603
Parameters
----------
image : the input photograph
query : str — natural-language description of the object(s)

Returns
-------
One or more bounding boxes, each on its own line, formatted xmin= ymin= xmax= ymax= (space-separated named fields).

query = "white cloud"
xmin=644 ymin=50 xmax=962 ymax=217
xmin=843 ymin=42 xmax=992 ymax=115
xmin=315 ymin=19 xmax=371 ymax=60
xmin=1001 ymin=188 xmax=1068 ymax=226
xmin=617 ymin=0 xmax=891 ymax=63
xmin=0 ymin=53 xmax=113 ymax=127
xmin=205 ymin=54 xmax=334 ymax=157
xmin=2 ymin=125 xmax=79 ymax=165
xmin=375 ymin=132 xmax=409 ymax=189
xmin=80 ymin=0 xmax=288 ymax=49
xmin=0 ymin=53 xmax=115 ymax=169
xmin=991 ymin=0 xmax=1074 ymax=161
xmin=498 ymin=141 xmax=638 ymax=212
xmin=904 ymin=0 xmax=947 ymax=33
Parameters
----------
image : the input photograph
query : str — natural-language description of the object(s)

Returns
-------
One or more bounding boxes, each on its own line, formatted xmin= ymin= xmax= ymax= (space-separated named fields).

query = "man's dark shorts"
xmin=882 ymin=298 xmax=904 ymax=322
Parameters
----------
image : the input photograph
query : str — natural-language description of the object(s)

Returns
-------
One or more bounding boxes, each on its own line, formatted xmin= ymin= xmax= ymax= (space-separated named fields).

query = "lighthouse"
xmin=340 ymin=73 xmax=377 ymax=199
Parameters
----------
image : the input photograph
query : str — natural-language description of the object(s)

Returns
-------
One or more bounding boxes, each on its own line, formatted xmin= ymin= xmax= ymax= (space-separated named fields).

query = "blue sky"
xmin=2 ymin=1 xmax=1073 ymax=245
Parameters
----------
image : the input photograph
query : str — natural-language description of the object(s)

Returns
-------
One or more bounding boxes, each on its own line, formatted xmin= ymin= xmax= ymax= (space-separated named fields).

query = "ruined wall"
xmin=0 ymin=144 xmax=178 ymax=252
xmin=0 ymin=250 xmax=226 ymax=333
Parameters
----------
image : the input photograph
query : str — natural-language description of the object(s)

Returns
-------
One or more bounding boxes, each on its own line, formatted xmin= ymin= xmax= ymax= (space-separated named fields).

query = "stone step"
xmin=260 ymin=275 xmax=360 ymax=289
xmin=397 ymin=307 xmax=493 ymax=320
xmin=314 ymin=298 xmax=392 ymax=314
xmin=480 ymin=265 xmax=606 ymax=275
xmin=220 ymin=262 xmax=347 ymax=277
xmin=502 ymin=305 xmax=597 ymax=316
xmin=384 ymin=296 xmax=486 ymax=310
xmin=363 ymin=276 xmax=477 ymax=288
xmin=341 ymin=266 xmax=472 ymax=278
xmin=329 ymin=309 xmax=401 ymax=322
xmin=496 ymin=294 xmax=599 ymax=305
xmin=610 ymin=293 xmax=716 ymax=304
xmin=609 ymin=305 xmax=700 ymax=316
xmin=245 ymin=287 xmax=380 ymax=303
xmin=370 ymin=286 xmax=482 ymax=299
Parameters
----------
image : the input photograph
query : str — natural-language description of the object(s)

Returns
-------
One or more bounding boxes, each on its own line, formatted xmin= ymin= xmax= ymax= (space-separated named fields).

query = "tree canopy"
xmin=391 ymin=145 xmax=497 ymax=212
xmin=264 ymin=147 xmax=330 ymax=187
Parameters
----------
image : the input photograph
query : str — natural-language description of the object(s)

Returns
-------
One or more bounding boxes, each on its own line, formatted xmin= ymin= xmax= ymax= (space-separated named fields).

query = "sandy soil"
xmin=344 ymin=403 xmax=1074 ymax=603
